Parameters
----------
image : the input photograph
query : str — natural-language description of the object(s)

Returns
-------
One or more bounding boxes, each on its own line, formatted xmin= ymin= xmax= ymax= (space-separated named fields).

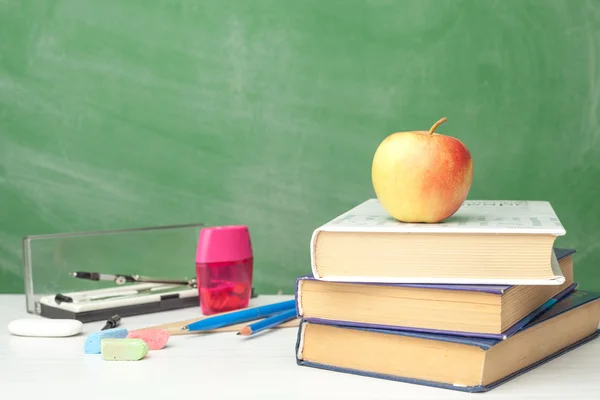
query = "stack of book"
xmin=294 ymin=199 xmax=600 ymax=392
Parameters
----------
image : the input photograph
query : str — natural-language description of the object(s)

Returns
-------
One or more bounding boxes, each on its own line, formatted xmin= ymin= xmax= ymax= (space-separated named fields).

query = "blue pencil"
xmin=181 ymin=299 xmax=296 ymax=332
xmin=237 ymin=308 xmax=298 ymax=336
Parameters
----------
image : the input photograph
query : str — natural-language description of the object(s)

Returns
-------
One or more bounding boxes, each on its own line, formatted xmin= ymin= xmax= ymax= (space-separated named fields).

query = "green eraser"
xmin=100 ymin=338 xmax=149 ymax=361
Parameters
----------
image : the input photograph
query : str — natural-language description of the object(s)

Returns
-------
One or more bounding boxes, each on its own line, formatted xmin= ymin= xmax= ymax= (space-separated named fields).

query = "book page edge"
xmin=296 ymin=322 xmax=307 ymax=360
xmin=311 ymin=276 xmax=566 ymax=285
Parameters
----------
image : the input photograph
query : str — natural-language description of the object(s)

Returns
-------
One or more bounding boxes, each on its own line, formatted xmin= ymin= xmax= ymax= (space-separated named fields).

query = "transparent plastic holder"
xmin=22 ymin=223 xmax=204 ymax=318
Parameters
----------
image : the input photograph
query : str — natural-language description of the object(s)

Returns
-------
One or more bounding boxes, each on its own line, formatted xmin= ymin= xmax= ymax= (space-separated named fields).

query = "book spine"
xmin=309 ymin=228 xmax=321 ymax=278
xmin=295 ymin=321 xmax=307 ymax=360
xmin=294 ymin=278 xmax=304 ymax=316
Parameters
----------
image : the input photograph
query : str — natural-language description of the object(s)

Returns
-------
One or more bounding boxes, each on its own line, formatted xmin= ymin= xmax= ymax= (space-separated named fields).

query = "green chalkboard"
xmin=1 ymin=0 xmax=599 ymax=294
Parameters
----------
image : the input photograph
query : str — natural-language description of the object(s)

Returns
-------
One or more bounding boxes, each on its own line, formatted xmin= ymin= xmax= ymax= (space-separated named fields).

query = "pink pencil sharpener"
xmin=195 ymin=225 xmax=253 ymax=315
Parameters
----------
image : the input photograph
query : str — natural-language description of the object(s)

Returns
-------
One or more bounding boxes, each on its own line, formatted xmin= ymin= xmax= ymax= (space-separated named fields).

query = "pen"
xmin=237 ymin=308 xmax=297 ymax=336
xmin=181 ymin=299 xmax=296 ymax=332
xmin=75 ymin=285 xmax=184 ymax=303
xmin=101 ymin=314 xmax=121 ymax=330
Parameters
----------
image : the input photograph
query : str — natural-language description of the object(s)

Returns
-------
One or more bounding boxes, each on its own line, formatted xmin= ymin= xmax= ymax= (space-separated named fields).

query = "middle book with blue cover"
xmin=296 ymin=248 xmax=576 ymax=340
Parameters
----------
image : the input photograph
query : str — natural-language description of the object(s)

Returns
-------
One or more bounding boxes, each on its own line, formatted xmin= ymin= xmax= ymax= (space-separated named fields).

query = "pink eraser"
xmin=196 ymin=225 xmax=253 ymax=264
xmin=127 ymin=329 xmax=170 ymax=350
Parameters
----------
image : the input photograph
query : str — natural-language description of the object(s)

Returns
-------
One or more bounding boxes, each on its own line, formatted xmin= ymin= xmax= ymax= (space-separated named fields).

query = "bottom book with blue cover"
xmin=295 ymin=290 xmax=600 ymax=392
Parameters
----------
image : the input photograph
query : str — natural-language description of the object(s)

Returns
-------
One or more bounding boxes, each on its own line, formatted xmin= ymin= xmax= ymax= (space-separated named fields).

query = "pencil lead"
xmin=180 ymin=326 xmax=189 ymax=331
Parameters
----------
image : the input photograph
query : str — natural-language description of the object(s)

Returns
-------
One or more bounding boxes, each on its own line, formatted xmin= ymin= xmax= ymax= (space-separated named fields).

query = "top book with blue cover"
xmin=310 ymin=199 xmax=566 ymax=285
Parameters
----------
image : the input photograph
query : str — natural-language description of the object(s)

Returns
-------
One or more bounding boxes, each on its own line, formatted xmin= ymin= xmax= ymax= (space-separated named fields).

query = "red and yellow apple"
xmin=371 ymin=117 xmax=473 ymax=223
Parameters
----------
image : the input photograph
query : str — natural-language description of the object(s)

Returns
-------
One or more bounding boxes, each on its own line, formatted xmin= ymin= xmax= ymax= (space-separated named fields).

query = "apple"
xmin=371 ymin=117 xmax=473 ymax=223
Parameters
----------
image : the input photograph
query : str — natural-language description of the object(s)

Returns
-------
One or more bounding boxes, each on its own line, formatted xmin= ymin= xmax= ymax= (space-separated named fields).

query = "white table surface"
xmin=1 ymin=294 xmax=599 ymax=399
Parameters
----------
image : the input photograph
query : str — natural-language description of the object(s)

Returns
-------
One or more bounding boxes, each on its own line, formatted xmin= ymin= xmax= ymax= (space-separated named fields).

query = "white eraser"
xmin=8 ymin=318 xmax=83 ymax=337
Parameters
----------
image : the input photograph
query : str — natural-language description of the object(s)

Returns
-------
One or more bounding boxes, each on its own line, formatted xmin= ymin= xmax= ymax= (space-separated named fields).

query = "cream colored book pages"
xmin=310 ymin=248 xmax=565 ymax=285
xmin=309 ymin=199 xmax=566 ymax=285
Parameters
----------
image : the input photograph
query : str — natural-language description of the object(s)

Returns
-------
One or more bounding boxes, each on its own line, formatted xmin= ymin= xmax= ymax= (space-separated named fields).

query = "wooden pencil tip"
xmin=238 ymin=326 xmax=252 ymax=336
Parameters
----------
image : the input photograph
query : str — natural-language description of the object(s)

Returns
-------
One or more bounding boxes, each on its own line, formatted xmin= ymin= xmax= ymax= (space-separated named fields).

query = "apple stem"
xmin=428 ymin=117 xmax=447 ymax=135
